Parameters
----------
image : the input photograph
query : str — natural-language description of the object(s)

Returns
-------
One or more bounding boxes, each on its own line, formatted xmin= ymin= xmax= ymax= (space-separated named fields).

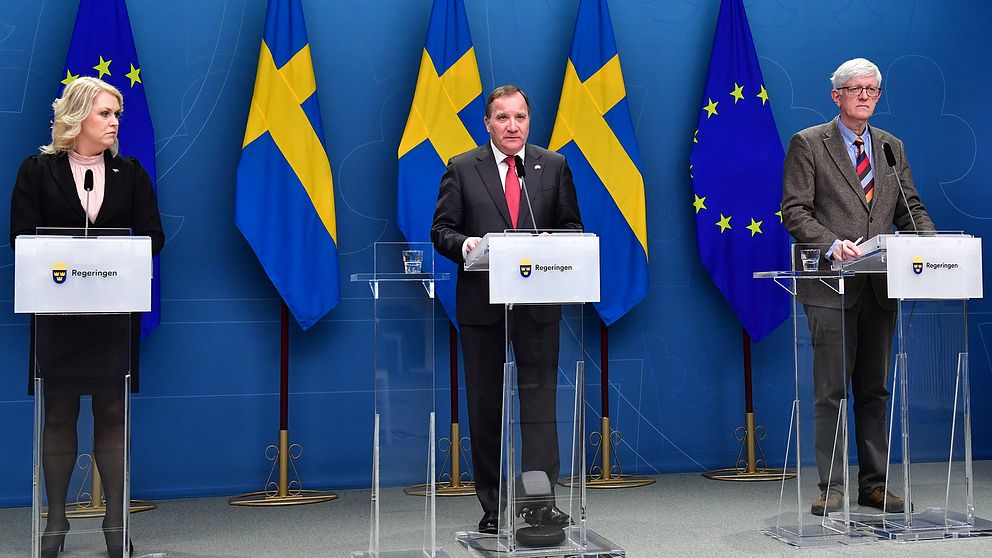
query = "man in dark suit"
xmin=431 ymin=85 xmax=582 ymax=533
xmin=781 ymin=58 xmax=934 ymax=516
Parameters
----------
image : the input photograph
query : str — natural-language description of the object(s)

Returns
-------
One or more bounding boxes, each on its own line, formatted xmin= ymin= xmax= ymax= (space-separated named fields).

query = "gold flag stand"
xmin=703 ymin=329 xmax=795 ymax=482
xmin=406 ymin=325 xmax=475 ymax=497
xmin=229 ymin=304 xmax=337 ymax=507
xmin=560 ymin=323 xmax=655 ymax=489
xmin=702 ymin=411 xmax=793 ymax=481
xmin=229 ymin=429 xmax=338 ymax=506
xmin=560 ymin=416 xmax=655 ymax=489
xmin=53 ymin=452 xmax=156 ymax=519
xmin=405 ymin=421 xmax=475 ymax=496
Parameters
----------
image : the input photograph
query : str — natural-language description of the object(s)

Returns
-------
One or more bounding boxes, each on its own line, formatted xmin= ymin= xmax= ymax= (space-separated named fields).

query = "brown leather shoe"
xmin=810 ymin=490 xmax=844 ymax=516
xmin=858 ymin=486 xmax=905 ymax=513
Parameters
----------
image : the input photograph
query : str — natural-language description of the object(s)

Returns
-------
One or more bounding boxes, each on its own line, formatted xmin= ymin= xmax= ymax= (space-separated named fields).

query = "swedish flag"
xmin=550 ymin=0 xmax=649 ymax=326
xmin=397 ymin=0 xmax=488 ymax=324
xmin=60 ymin=0 xmax=160 ymax=337
xmin=689 ymin=0 xmax=789 ymax=341
xmin=235 ymin=0 xmax=339 ymax=329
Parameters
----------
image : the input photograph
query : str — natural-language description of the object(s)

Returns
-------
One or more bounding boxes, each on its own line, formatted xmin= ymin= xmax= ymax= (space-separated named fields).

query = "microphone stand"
xmin=83 ymin=169 xmax=93 ymax=237
xmin=883 ymin=143 xmax=918 ymax=234
xmin=514 ymin=155 xmax=539 ymax=234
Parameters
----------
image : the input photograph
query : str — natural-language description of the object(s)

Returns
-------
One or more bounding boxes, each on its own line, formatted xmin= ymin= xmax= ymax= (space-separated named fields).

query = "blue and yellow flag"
xmin=397 ymin=0 xmax=487 ymax=324
xmin=235 ymin=0 xmax=339 ymax=329
xmin=550 ymin=0 xmax=649 ymax=326
xmin=60 ymin=0 xmax=160 ymax=338
xmin=690 ymin=0 xmax=789 ymax=341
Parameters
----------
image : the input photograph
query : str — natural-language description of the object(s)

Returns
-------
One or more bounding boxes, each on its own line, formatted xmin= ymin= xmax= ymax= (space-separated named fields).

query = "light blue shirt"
xmin=836 ymin=119 xmax=874 ymax=171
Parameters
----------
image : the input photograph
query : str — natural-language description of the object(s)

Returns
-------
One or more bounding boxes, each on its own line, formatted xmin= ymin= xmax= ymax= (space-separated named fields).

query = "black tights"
xmin=43 ymin=391 xmax=126 ymax=546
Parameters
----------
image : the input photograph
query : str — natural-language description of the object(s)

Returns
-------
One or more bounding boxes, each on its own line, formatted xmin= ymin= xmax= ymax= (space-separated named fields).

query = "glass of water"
xmin=799 ymin=248 xmax=820 ymax=272
xmin=402 ymin=250 xmax=423 ymax=274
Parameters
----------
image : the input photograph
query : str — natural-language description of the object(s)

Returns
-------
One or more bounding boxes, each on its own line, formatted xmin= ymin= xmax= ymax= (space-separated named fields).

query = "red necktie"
xmin=504 ymin=155 xmax=520 ymax=228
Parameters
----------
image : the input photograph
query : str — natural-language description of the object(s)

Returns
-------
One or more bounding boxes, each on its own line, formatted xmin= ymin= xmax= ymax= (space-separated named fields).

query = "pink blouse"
xmin=67 ymin=150 xmax=105 ymax=223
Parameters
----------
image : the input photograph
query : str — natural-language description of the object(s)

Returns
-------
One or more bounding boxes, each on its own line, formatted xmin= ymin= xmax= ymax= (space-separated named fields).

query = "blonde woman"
xmin=9 ymin=76 xmax=163 ymax=557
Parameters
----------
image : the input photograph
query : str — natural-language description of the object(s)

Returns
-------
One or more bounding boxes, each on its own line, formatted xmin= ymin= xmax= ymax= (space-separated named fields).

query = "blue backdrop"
xmin=1 ymin=0 xmax=991 ymax=505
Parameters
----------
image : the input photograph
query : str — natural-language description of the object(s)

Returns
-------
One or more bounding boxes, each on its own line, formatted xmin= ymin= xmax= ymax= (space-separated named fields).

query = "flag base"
xmin=48 ymin=453 xmax=157 ymax=518
xmin=557 ymin=417 xmax=656 ymax=490
xmin=228 ymin=429 xmax=338 ymax=507
xmin=702 ymin=412 xmax=796 ymax=482
xmin=405 ymin=421 xmax=476 ymax=497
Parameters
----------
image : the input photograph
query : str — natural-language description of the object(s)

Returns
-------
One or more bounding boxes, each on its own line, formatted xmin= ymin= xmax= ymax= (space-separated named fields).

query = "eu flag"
xmin=549 ymin=0 xmax=649 ymax=326
xmin=235 ymin=0 xmax=340 ymax=329
xmin=397 ymin=0 xmax=488 ymax=324
xmin=60 ymin=0 xmax=160 ymax=338
xmin=690 ymin=0 xmax=789 ymax=341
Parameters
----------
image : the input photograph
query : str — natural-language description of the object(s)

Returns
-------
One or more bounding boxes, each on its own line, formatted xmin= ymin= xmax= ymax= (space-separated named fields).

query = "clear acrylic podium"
xmin=833 ymin=232 xmax=990 ymax=540
xmin=757 ymin=232 xmax=988 ymax=546
xmin=14 ymin=228 xmax=152 ymax=558
xmin=350 ymin=241 xmax=451 ymax=558
xmin=755 ymin=245 xmax=869 ymax=547
xmin=455 ymin=231 xmax=624 ymax=558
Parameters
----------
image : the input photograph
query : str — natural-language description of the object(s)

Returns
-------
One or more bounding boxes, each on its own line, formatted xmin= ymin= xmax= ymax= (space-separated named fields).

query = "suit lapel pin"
xmin=534 ymin=164 xmax=541 ymax=170
xmin=112 ymin=168 xmax=119 ymax=173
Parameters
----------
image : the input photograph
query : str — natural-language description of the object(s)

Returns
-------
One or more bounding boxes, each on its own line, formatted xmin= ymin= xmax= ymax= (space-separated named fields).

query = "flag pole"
xmin=561 ymin=319 xmax=654 ymax=489
xmin=229 ymin=302 xmax=338 ymax=506
xmin=702 ymin=328 xmax=795 ymax=481
xmin=405 ymin=322 xmax=474 ymax=497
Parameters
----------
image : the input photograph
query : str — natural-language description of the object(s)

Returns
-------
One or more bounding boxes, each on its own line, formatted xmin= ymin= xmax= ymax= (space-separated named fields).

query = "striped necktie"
xmin=854 ymin=136 xmax=874 ymax=204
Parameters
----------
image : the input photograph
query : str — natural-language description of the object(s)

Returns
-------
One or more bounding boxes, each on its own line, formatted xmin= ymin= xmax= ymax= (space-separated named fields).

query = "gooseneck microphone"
xmin=83 ymin=168 xmax=94 ymax=237
xmin=882 ymin=142 xmax=918 ymax=233
xmin=514 ymin=155 xmax=539 ymax=233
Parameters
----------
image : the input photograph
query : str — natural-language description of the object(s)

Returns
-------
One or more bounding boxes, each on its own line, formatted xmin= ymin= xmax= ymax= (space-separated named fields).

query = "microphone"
xmin=514 ymin=155 xmax=539 ymax=233
xmin=882 ymin=143 xmax=918 ymax=233
xmin=83 ymin=169 xmax=93 ymax=237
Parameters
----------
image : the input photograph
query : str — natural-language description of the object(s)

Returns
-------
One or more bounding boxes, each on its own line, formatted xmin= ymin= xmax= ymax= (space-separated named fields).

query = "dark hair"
xmin=485 ymin=85 xmax=531 ymax=118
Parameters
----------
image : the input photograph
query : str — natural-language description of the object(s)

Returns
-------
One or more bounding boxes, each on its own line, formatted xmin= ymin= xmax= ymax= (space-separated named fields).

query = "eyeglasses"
xmin=836 ymin=86 xmax=882 ymax=98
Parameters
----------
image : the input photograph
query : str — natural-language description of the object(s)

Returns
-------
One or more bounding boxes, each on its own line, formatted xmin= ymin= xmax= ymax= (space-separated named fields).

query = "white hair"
xmin=830 ymin=58 xmax=882 ymax=89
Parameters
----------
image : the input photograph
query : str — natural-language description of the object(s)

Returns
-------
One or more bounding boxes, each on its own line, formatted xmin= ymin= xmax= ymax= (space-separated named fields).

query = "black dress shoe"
xmin=542 ymin=506 xmax=570 ymax=528
xmin=478 ymin=510 xmax=499 ymax=534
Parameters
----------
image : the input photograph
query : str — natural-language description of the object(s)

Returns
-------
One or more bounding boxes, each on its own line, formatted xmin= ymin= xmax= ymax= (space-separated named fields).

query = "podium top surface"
xmin=14 ymin=235 xmax=152 ymax=314
xmin=465 ymin=231 xmax=595 ymax=272
xmin=758 ymin=232 xmax=983 ymax=300
xmin=753 ymin=270 xmax=854 ymax=280
xmin=349 ymin=272 xmax=451 ymax=282
xmin=829 ymin=231 xmax=971 ymax=273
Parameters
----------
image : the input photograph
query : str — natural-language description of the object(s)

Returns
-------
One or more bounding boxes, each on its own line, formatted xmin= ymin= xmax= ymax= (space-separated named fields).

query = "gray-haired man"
xmin=781 ymin=58 xmax=934 ymax=515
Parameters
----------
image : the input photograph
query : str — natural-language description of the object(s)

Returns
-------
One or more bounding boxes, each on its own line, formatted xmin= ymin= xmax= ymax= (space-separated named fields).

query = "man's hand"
xmin=466 ymin=236 xmax=482 ymax=253
xmin=831 ymin=239 xmax=862 ymax=261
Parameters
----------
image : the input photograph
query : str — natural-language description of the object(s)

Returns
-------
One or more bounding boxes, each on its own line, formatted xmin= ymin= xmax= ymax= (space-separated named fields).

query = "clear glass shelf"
xmin=753 ymin=270 xmax=853 ymax=280
xmin=350 ymin=272 xmax=450 ymax=282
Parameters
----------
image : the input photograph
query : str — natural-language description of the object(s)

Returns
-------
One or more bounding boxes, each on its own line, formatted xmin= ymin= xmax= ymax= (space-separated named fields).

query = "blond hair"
xmin=40 ymin=76 xmax=124 ymax=156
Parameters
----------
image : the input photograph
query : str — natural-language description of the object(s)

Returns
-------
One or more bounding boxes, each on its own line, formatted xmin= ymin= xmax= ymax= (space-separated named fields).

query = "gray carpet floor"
xmin=3 ymin=462 xmax=992 ymax=557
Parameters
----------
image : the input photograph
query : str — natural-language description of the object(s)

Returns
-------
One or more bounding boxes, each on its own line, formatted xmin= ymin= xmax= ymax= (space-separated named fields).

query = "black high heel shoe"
xmin=103 ymin=516 xmax=134 ymax=557
xmin=105 ymin=539 xmax=134 ymax=557
xmin=40 ymin=519 xmax=68 ymax=558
